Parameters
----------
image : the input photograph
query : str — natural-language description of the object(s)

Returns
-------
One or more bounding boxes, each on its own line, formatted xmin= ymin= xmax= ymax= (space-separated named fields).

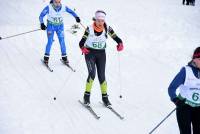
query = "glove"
xmin=75 ymin=17 xmax=81 ymax=23
xmin=40 ymin=23 xmax=46 ymax=30
xmin=81 ymin=47 xmax=90 ymax=55
xmin=117 ymin=43 xmax=124 ymax=51
xmin=172 ymin=97 xmax=186 ymax=107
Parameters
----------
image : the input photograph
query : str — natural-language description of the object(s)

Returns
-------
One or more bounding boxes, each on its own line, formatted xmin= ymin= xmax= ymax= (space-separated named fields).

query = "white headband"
xmin=95 ymin=12 xmax=106 ymax=20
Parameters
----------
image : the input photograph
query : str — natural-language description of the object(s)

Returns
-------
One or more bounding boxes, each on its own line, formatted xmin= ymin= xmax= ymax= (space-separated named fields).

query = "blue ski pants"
xmin=44 ymin=23 xmax=67 ymax=56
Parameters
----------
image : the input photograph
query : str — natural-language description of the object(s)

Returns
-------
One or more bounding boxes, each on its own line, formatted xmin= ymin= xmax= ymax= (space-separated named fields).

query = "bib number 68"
xmin=93 ymin=42 xmax=102 ymax=49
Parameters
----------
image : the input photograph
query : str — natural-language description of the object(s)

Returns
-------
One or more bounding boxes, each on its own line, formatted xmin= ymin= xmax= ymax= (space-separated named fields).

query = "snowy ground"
xmin=0 ymin=0 xmax=200 ymax=134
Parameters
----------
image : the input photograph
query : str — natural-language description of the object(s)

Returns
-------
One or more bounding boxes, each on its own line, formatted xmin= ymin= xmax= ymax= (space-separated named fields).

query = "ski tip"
xmin=0 ymin=37 xmax=2 ymax=40
xmin=41 ymin=59 xmax=53 ymax=72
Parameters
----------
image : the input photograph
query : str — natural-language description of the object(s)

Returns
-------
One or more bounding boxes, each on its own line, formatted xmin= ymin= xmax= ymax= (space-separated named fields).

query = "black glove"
xmin=172 ymin=97 xmax=186 ymax=107
xmin=40 ymin=23 xmax=46 ymax=30
xmin=75 ymin=17 xmax=81 ymax=23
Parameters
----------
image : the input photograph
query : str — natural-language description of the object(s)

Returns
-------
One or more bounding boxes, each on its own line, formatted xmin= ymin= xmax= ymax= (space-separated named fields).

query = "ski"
xmin=60 ymin=59 xmax=76 ymax=72
xmin=41 ymin=59 xmax=53 ymax=72
xmin=78 ymin=100 xmax=100 ymax=119
xmin=100 ymin=102 xmax=124 ymax=120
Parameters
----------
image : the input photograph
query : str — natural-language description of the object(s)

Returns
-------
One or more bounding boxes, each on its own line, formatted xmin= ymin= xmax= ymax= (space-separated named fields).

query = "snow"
xmin=0 ymin=0 xmax=200 ymax=134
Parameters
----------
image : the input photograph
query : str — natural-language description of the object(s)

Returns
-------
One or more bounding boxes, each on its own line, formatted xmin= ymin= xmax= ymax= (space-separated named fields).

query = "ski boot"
xmin=62 ymin=55 xmax=69 ymax=64
xmin=102 ymin=94 xmax=111 ymax=107
xmin=43 ymin=55 xmax=49 ymax=65
xmin=83 ymin=91 xmax=90 ymax=106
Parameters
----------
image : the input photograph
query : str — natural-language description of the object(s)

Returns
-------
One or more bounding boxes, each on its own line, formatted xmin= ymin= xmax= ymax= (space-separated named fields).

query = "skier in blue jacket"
xmin=39 ymin=0 xmax=80 ymax=64
xmin=168 ymin=47 xmax=200 ymax=134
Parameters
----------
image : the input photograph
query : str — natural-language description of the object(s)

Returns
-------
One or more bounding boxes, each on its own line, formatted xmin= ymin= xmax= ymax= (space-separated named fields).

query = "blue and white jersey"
xmin=47 ymin=4 xmax=65 ymax=25
xmin=39 ymin=4 xmax=78 ymax=25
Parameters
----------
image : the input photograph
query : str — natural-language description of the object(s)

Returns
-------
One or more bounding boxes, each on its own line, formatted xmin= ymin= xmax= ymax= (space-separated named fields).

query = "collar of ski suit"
xmin=189 ymin=61 xmax=199 ymax=69
xmin=93 ymin=22 xmax=104 ymax=33
xmin=188 ymin=61 xmax=200 ymax=78
xmin=51 ymin=3 xmax=62 ymax=11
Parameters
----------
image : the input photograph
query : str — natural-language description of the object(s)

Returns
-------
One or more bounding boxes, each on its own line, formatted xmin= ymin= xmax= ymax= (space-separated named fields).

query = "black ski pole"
xmin=117 ymin=52 xmax=123 ymax=99
xmin=0 ymin=28 xmax=41 ymax=40
xmin=79 ymin=22 xmax=86 ymax=30
xmin=149 ymin=107 xmax=176 ymax=134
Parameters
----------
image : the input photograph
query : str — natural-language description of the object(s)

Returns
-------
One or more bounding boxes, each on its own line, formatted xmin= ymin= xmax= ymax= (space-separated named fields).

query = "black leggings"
xmin=85 ymin=49 xmax=106 ymax=84
xmin=176 ymin=104 xmax=200 ymax=134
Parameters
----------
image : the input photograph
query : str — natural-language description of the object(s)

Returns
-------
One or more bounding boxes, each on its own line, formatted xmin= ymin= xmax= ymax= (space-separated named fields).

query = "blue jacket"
xmin=168 ymin=61 xmax=200 ymax=101
xmin=39 ymin=4 xmax=78 ymax=24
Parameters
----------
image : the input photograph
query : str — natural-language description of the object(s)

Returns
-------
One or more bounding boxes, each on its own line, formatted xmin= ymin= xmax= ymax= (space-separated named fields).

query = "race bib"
xmin=185 ymin=88 xmax=200 ymax=107
xmin=52 ymin=17 xmax=63 ymax=24
xmin=91 ymin=42 xmax=106 ymax=49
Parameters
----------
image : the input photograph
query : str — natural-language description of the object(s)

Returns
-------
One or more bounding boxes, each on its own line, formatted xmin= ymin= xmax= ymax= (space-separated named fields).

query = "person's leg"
xmin=56 ymin=25 xmax=68 ymax=62
xmin=96 ymin=51 xmax=111 ymax=106
xmin=176 ymin=104 xmax=192 ymax=134
xmin=44 ymin=24 xmax=55 ymax=64
xmin=183 ymin=0 xmax=185 ymax=4
xmin=192 ymin=107 xmax=200 ymax=134
xmin=189 ymin=0 xmax=192 ymax=5
xmin=186 ymin=0 xmax=189 ymax=5
xmin=83 ymin=52 xmax=96 ymax=104
xmin=96 ymin=51 xmax=106 ymax=94
xmin=192 ymin=0 xmax=195 ymax=6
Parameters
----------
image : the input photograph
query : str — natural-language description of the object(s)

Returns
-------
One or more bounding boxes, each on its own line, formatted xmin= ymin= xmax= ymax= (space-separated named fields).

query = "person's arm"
xmin=65 ymin=6 xmax=80 ymax=22
xmin=65 ymin=6 xmax=78 ymax=17
xmin=107 ymin=26 xmax=122 ymax=44
xmin=168 ymin=67 xmax=186 ymax=101
xmin=79 ymin=27 xmax=89 ymax=48
xmin=39 ymin=6 xmax=49 ymax=24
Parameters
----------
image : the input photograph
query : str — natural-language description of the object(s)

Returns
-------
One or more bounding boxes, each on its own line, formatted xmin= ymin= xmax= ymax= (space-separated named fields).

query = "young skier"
xmin=79 ymin=10 xmax=124 ymax=107
xmin=168 ymin=47 xmax=200 ymax=134
xmin=39 ymin=0 xmax=80 ymax=64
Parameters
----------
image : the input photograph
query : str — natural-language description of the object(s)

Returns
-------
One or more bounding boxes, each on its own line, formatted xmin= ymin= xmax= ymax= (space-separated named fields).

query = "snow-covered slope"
xmin=0 ymin=0 xmax=200 ymax=134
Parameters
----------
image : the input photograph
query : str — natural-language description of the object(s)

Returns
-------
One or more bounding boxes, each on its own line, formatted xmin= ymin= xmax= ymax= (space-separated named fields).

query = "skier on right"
xmin=79 ymin=10 xmax=124 ymax=107
xmin=168 ymin=47 xmax=200 ymax=134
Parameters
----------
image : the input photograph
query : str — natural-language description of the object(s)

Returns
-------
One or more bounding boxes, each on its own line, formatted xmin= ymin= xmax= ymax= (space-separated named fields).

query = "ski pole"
xmin=117 ymin=52 xmax=123 ymax=98
xmin=149 ymin=107 xmax=176 ymax=134
xmin=52 ymin=56 xmax=83 ymax=101
xmin=0 ymin=28 xmax=41 ymax=40
xmin=79 ymin=22 xmax=86 ymax=30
